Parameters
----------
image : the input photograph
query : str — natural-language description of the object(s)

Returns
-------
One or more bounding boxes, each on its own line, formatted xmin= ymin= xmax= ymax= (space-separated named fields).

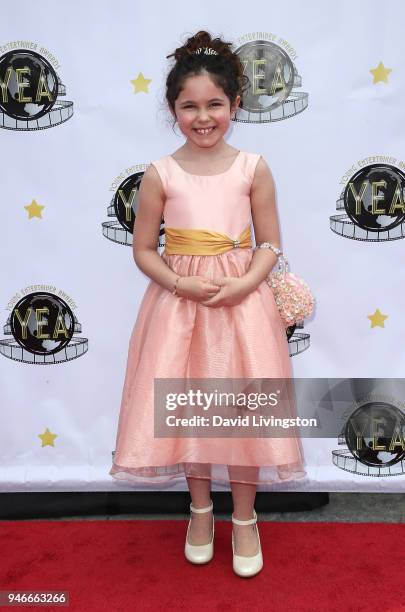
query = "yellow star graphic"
xmin=367 ymin=308 xmax=388 ymax=328
xmin=25 ymin=199 xmax=45 ymax=219
xmin=130 ymin=72 xmax=152 ymax=94
xmin=370 ymin=62 xmax=392 ymax=84
xmin=38 ymin=428 xmax=58 ymax=447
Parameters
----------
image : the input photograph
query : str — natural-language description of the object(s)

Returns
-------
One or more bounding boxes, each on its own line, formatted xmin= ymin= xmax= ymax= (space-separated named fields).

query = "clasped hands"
xmin=175 ymin=275 xmax=253 ymax=307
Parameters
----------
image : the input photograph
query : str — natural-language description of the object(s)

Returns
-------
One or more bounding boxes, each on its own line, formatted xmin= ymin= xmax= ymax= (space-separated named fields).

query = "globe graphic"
xmin=0 ymin=50 xmax=58 ymax=120
xmin=114 ymin=173 xmax=142 ymax=233
xmin=344 ymin=164 xmax=405 ymax=232
xmin=114 ymin=172 xmax=165 ymax=240
xmin=10 ymin=292 xmax=74 ymax=355
xmin=345 ymin=402 xmax=405 ymax=467
xmin=236 ymin=41 xmax=294 ymax=113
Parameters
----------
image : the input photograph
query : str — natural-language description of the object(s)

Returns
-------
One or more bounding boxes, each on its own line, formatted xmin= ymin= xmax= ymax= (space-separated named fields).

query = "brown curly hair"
xmin=165 ymin=30 xmax=249 ymax=124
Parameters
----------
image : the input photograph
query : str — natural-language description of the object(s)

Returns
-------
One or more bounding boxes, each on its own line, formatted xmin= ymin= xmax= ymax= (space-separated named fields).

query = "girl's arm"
xmin=132 ymin=165 xmax=180 ymax=293
xmin=240 ymin=157 xmax=282 ymax=292
xmin=133 ymin=166 xmax=221 ymax=303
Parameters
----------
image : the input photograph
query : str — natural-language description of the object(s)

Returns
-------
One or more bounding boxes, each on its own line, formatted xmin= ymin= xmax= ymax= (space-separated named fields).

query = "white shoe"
xmin=184 ymin=499 xmax=214 ymax=564
xmin=231 ymin=509 xmax=263 ymax=577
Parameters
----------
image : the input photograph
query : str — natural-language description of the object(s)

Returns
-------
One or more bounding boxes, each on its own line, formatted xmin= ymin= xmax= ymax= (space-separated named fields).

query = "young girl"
xmin=110 ymin=30 xmax=306 ymax=578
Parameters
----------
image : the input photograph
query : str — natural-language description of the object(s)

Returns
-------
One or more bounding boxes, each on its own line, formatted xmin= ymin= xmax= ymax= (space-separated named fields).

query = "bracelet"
xmin=255 ymin=241 xmax=283 ymax=256
xmin=172 ymin=276 xmax=181 ymax=295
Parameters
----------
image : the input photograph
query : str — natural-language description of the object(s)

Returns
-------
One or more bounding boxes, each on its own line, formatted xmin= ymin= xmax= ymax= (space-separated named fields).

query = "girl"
xmin=110 ymin=29 xmax=306 ymax=578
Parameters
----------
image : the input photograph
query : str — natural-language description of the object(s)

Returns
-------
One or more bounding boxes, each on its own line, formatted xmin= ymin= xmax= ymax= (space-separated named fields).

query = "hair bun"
xmin=165 ymin=30 xmax=250 ymax=119
xmin=167 ymin=30 xmax=231 ymax=61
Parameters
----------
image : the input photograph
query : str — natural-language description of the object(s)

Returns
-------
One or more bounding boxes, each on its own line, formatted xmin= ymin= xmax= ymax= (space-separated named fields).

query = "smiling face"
xmin=171 ymin=71 xmax=240 ymax=150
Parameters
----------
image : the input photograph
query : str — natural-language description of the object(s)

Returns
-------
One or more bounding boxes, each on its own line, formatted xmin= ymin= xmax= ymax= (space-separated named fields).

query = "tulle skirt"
xmin=109 ymin=248 xmax=307 ymax=488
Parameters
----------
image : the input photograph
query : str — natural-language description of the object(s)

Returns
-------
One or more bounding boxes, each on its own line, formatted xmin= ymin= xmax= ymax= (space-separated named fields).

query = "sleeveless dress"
xmin=109 ymin=150 xmax=306 ymax=487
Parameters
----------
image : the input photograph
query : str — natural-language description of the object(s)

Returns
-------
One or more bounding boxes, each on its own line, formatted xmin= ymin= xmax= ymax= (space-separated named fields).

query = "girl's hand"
xmin=200 ymin=277 xmax=252 ymax=307
xmin=176 ymin=275 xmax=222 ymax=302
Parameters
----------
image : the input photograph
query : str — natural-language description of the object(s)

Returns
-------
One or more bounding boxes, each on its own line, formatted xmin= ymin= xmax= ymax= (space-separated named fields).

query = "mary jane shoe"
xmin=231 ymin=509 xmax=263 ymax=577
xmin=184 ymin=499 xmax=214 ymax=564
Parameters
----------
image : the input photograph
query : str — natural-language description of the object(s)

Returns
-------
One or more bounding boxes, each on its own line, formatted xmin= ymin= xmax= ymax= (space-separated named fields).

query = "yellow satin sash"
xmin=164 ymin=223 xmax=252 ymax=255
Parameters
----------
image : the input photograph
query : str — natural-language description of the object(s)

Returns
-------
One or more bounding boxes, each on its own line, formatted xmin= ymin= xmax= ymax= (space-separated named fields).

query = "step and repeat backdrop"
xmin=1 ymin=0 xmax=404 ymax=492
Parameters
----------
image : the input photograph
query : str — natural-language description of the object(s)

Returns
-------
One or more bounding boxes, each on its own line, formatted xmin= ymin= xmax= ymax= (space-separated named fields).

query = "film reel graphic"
xmin=233 ymin=39 xmax=308 ymax=123
xmin=330 ymin=164 xmax=405 ymax=241
xmin=0 ymin=49 xmax=73 ymax=130
xmin=0 ymin=292 xmax=87 ymax=364
xmin=287 ymin=325 xmax=310 ymax=357
xmin=332 ymin=397 xmax=405 ymax=476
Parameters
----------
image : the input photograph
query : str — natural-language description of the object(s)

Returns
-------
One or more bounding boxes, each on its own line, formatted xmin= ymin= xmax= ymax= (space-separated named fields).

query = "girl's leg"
xmin=186 ymin=475 xmax=213 ymax=545
xmin=229 ymin=466 xmax=260 ymax=556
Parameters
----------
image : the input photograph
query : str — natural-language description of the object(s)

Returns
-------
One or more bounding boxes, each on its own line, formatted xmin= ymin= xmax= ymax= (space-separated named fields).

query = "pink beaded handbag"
xmin=256 ymin=243 xmax=315 ymax=328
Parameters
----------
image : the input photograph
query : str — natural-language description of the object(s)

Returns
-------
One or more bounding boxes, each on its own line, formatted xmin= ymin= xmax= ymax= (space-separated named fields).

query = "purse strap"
xmin=275 ymin=253 xmax=289 ymax=274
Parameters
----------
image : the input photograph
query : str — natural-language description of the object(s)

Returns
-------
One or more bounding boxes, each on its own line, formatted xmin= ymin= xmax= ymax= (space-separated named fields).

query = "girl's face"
xmin=172 ymin=72 xmax=240 ymax=149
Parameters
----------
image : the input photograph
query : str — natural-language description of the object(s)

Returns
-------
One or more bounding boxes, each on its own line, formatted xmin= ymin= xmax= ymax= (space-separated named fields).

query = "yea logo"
xmin=1 ymin=289 xmax=87 ymax=364
xmin=102 ymin=164 xmax=165 ymax=247
xmin=332 ymin=396 xmax=405 ymax=476
xmin=331 ymin=161 xmax=405 ymax=241
xmin=0 ymin=44 xmax=73 ymax=130
xmin=233 ymin=32 xmax=308 ymax=123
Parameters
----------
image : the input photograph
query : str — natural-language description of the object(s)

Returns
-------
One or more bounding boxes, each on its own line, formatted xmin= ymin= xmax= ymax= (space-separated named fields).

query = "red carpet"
xmin=1 ymin=520 xmax=404 ymax=611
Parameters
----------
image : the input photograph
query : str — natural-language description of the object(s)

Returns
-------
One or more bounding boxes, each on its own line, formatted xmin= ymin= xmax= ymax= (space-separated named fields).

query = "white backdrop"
xmin=0 ymin=0 xmax=404 ymax=492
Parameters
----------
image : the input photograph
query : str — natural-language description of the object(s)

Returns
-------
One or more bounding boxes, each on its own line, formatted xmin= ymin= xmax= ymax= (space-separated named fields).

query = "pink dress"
xmin=109 ymin=150 xmax=306 ymax=487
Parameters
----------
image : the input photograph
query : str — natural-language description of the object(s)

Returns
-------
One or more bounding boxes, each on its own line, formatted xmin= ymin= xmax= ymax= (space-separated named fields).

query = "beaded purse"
xmin=256 ymin=242 xmax=315 ymax=328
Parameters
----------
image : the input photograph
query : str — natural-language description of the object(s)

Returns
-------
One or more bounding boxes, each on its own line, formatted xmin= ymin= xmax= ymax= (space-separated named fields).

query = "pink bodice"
xmin=150 ymin=150 xmax=261 ymax=241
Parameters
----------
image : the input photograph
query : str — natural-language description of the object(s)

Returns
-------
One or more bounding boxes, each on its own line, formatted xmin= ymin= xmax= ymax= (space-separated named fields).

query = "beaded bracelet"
xmin=254 ymin=241 xmax=283 ymax=257
xmin=172 ymin=276 xmax=181 ymax=295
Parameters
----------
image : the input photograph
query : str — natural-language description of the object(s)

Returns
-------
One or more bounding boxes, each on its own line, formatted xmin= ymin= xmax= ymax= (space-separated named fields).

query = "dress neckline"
xmin=168 ymin=150 xmax=242 ymax=177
